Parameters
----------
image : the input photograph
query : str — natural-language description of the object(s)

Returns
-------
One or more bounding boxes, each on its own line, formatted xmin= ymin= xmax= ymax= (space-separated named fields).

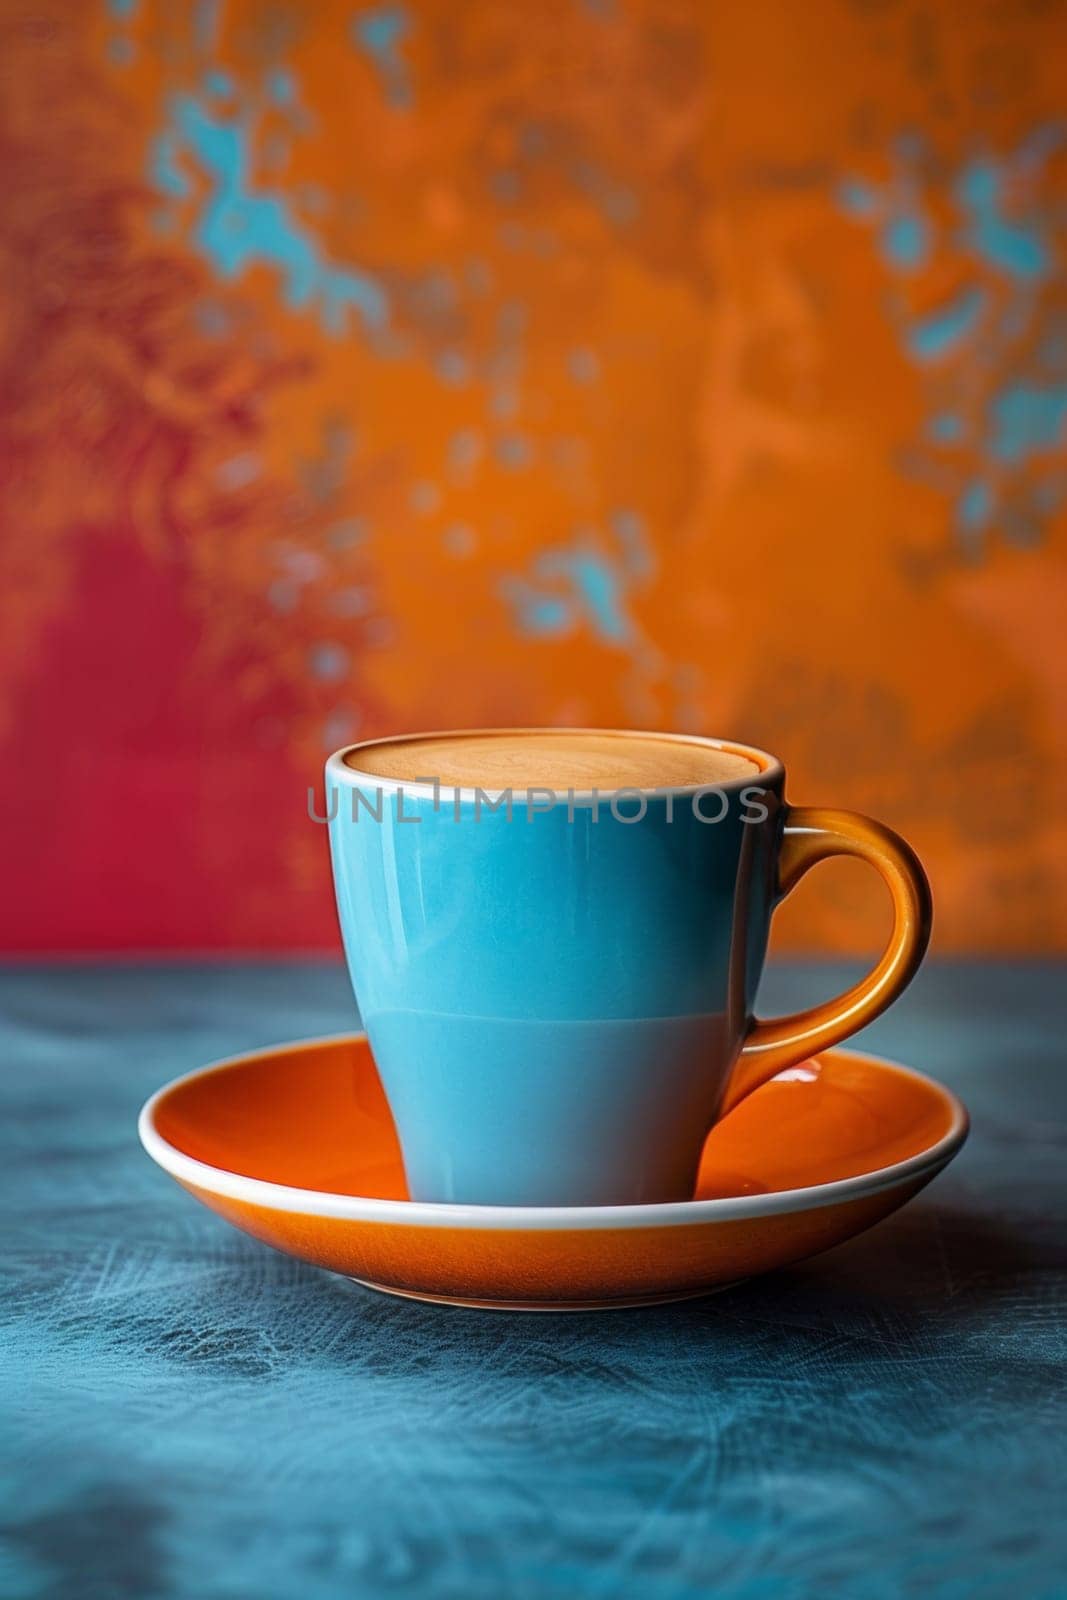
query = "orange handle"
xmin=720 ymin=807 xmax=932 ymax=1115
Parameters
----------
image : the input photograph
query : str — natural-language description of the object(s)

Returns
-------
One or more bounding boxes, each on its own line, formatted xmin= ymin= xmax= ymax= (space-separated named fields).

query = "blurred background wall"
xmin=0 ymin=0 xmax=1064 ymax=954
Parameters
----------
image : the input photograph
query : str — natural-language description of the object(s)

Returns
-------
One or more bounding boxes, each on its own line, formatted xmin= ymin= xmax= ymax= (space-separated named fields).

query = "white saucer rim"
xmin=138 ymin=1034 xmax=969 ymax=1232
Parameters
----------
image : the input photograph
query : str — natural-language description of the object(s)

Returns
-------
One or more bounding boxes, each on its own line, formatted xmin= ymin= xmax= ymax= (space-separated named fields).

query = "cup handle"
xmin=719 ymin=806 xmax=932 ymax=1115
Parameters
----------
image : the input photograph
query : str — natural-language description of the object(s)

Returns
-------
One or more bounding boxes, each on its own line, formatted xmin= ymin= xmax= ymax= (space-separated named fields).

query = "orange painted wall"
xmin=0 ymin=0 xmax=1064 ymax=952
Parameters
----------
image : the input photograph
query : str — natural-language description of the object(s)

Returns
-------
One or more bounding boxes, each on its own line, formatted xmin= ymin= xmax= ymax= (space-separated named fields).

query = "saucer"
xmin=139 ymin=1035 xmax=968 ymax=1311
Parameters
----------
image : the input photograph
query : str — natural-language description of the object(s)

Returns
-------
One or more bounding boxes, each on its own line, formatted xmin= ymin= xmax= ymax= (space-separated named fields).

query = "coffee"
xmin=345 ymin=730 xmax=760 ymax=790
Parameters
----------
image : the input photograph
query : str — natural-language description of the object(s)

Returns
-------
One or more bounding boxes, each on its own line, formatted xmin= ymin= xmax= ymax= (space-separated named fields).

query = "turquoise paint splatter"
xmin=106 ymin=0 xmax=138 ymax=67
xmin=836 ymin=180 xmax=877 ymax=218
xmin=516 ymin=596 xmax=572 ymax=635
xmin=353 ymin=6 xmax=412 ymax=108
xmin=152 ymin=125 xmax=192 ymax=199
xmin=957 ymin=480 xmax=992 ymax=534
xmin=928 ymin=414 xmax=964 ymax=443
xmin=956 ymin=156 xmax=1052 ymax=282
xmin=501 ymin=523 xmax=650 ymax=646
xmin=543 ymin=550 xmax=629 ymax=641
xmin=884 ymin=213 xmax=927 ymax=270
xmin=267 ymin=68 xmax=296 ymax=106
xmin=554 ymin=551 xmax=628 ymax=641
xmin=308 ymin=643 xmax=349 ymax=681
xmin=839 ymin=128 xmax=1061 ymax=286
xmin=834 ymin=171 xmax=928 ymax=273
xmin=989 ymin=383 xmax=1067 ymax=464
xmin=907 ymin=289 xmax=986 ymax=363
xmin=150 ymin=85 xmax=387 ymax=335
xmin=839 ymin=127 xmax=1065 ymax=561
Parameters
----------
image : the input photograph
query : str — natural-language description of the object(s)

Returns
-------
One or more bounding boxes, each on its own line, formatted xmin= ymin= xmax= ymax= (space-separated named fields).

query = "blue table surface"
xmin=2 ymin=961 xmax=1065 ymax=1600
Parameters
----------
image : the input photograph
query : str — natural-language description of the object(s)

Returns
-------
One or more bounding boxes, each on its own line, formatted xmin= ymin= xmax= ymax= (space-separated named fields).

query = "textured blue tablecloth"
xmin=2 ymin=962 xmax=1064 ymax=1600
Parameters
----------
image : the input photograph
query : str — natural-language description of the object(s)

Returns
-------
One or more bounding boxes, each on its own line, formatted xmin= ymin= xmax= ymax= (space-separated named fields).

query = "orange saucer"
xmin=139 ymin=1036 xmax=967 ymax=1310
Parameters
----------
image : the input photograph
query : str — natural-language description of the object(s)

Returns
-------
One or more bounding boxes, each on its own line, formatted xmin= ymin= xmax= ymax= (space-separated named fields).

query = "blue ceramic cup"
xmin=326 ymin=730 xmax=930 ymax=1207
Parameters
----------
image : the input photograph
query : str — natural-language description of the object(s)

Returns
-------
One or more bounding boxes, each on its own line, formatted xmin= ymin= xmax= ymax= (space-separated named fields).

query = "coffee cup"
xmin=326 ymin=729 xmax=931 ymax=1207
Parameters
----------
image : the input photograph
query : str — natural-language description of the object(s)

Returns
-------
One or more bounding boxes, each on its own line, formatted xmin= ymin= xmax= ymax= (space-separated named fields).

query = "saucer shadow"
xmin=678 ymin=1194 xmax=1064 ymax=1329
xmin=312 ymin=1193 xmax=1062 ymax=1363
